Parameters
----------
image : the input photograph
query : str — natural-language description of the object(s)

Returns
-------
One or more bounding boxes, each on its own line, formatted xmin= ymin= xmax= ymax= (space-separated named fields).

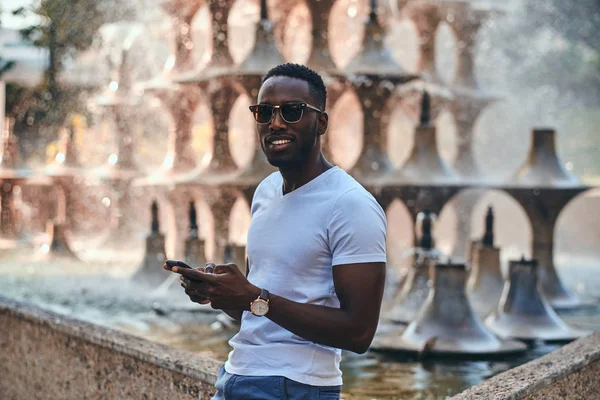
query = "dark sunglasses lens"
xmin=281 ymin=104 xmax=304 ymax=123
xmin=253 ymin=105 xmax=273 ymax=123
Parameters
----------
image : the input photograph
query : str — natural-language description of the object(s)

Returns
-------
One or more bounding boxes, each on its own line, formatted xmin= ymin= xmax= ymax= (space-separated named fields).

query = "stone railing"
xmin=449 ymin=330 xmax=600 ymax=400
xmin=0 ymin=296 xmax=220 ymax=400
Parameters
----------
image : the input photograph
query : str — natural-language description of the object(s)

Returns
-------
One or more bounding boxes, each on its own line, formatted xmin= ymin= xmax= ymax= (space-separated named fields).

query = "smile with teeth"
xmin=270 ymin=139 xmax=292 ymax=145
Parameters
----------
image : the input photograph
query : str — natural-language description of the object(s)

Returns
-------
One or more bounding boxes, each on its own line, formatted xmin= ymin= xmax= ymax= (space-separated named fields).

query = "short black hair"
xmin=262 ymin=63 xmax=327 ymax=110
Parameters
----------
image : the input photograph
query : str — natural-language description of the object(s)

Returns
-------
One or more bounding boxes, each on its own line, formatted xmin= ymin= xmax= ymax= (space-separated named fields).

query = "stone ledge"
xmin=0 ymin=295 xmax=221 ymax=399
xmin=449 ymin=331 xmax=600 ymax=399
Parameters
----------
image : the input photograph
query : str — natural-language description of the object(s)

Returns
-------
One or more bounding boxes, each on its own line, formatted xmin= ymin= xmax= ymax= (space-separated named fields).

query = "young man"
xmin=166 ymin=63 xmax=387 ymax=399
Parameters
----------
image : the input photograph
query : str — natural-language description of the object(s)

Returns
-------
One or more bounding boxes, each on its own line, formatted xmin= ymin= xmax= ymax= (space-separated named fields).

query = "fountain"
xmin=165 ymin=0 xmax=284 ymax=263
xmin=139 ymin=0 xmax=204 ymax=184
xmin=0 ymin=0 xmax=598 ymax=397
xmin=485 ymin=257 xmax=588 ymax=342
xmin=385 ymin=210 xmax=440 ymax=324
xmin=184 ymin=201 xmax=206 ymax=268
xmin=125 ymin=0 xmax=592 ymax=314
xmin=514 ymin=128 xmax=579 ymax=187
xmin=373 ymin=261 xmax=526 ymax=357
xmin=505 ymin=128 xmax=587 ymax=309
xmin=36 ymin=125 xmax=87 ymax=260
xmin=132 ymin=200 xmax=167 ymax=287
xmin=394 ymin=91 xmax=458 ymax=184
xmin=92 ymin=44 xmax=142 ymax=250
xmin=467 ymin=206 xmax=504 ymax=317
xmin=442 ymin=1 xmax=501 ymax=181
xmin=342 ymin=0 xmax=416 ymax=181
xmin=223 ymin=243 xmax=247 ymax=273
xmin=0 ymin=118 xmax=32 ymax=244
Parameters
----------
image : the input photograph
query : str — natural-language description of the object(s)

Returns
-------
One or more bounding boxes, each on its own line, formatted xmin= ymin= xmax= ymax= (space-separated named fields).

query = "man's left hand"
xmin=175 ymin=263 xmax=260 ymax=311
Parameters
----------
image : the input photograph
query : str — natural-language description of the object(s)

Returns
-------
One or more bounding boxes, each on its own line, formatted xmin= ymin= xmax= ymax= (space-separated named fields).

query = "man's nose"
xmin=269 ymin=108 xmax=287 ymax=131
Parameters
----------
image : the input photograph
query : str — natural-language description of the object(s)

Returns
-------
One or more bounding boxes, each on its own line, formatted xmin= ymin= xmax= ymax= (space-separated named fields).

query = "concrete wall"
xmin=450 ymin=331 xmax=600 ymax=400
xmin=0 ymin=296 xmax=221 ymax=400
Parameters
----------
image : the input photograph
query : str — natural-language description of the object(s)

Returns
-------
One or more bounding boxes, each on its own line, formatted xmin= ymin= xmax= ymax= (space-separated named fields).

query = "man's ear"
xmin=318 ymin=112 xmax=328 ymax=136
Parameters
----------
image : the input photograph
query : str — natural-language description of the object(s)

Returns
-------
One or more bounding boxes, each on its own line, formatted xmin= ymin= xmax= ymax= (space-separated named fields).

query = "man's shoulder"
xmin=249 ymin=172 xmax=281 ymax=214
xmin=255 ymin=171 xmax=282 ymax=196
xmin=328 ymin=168 xmax=376 ymax=201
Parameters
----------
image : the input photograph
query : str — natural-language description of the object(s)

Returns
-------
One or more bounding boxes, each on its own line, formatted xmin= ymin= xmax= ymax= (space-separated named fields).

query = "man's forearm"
xmin=221 ymin=308 xmax=243 ymax=321
xmin=265 ymin=294 xmax=377 ymax=354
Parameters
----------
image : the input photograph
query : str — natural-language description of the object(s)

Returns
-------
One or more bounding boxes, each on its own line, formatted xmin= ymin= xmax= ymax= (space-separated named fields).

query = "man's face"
xmin=255 ymin=76 xmax=327 ymax=169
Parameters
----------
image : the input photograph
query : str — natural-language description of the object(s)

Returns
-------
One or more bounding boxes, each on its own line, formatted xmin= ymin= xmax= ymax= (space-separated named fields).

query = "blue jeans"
xmin=211 ymin=365 xmax=342 ymax=400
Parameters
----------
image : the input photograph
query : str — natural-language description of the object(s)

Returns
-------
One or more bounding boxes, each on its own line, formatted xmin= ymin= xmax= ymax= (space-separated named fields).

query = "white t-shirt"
xmin=224 ymin=166 xmax=387 ymax=386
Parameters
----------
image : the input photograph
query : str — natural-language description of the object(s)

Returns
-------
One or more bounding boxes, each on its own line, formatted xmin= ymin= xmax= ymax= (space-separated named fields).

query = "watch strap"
xmin=259 ymin=288 xmax=270 ymax=302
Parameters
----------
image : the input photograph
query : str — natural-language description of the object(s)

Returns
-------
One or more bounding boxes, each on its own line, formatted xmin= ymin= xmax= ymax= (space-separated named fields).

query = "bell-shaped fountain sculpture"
xmin=184 ymin=201 xmax=206 ymax=268
xmin=513 ymin=128 xmax=578 ymax=187
xmin=132 ymin=200 xmax=167 ymax=287
xmin=385 ymin=210 xmax=440 ymax=324
xmin=373 ymin=261 xmax=527 ymax=357
xmin=395 ymin=91 xmax=459 ymax=184
xmin=160 ymin=201 xmax=206 ymax=293
xmin=485 ymin=257 xmax=588 ymax=341
xmin=224 ymin=243 xmax=247 ymax=275
xmin=467 ymin=206 xmax=504 ymax=317
xmin=235 ymin=0 xmax=284 ymax=77
xmin=346 ymin=0 xmax=410 ymax=77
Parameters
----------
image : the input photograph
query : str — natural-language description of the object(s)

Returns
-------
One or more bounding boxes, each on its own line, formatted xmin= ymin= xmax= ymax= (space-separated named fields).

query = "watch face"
xmin=251 ymin=299 xmax=269 ymax=316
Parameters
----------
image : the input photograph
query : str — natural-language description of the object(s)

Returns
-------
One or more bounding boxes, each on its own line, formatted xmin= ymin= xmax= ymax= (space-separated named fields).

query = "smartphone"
xmin=165 ymin=260 xmax=193 ymax=269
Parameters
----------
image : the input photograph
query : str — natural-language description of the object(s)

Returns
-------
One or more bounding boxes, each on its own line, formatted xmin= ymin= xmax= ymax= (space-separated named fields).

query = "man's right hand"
xmin=163 ymin=262 xmax=216 ymax=305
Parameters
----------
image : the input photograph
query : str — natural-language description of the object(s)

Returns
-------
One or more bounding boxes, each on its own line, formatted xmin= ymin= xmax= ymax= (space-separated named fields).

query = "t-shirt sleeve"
xmin=250 ymin=175 xmax=271 ymax=216
xmin=250 ymin=183 xmax=263 ymax=216
xmin=327 ymin=187 xmax=387 ymax=266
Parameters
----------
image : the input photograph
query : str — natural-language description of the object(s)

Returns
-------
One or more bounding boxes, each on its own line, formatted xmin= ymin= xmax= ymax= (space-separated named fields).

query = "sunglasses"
xmin=249 ymin=102 xmax=323 ymax=124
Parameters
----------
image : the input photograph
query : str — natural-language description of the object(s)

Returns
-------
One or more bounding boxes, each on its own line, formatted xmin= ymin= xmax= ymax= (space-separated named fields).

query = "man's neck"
xmin=280 ymin=153 xmax=334 ymax=195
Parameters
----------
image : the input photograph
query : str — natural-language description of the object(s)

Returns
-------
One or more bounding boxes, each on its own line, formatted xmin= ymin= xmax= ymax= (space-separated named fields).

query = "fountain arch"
xmin=472 ymin=190 xmax=533 ymax=266
xmin=280 ymin=1 xmax=311 ymax=64
xmin=436 ymin=188 xmax=533 ymax=265
xmin=190 ymin=3 xmax=213 ymax=69
xmin=164 ymin=188 xmax=199 ymax=260
xmin=329 ymin=0 xmax=368 ymax=69
xmin=387 ymin=11 xmax=419 ymax=74
xmin=554 ymin=188 xmax=600 ymax=294
xmin=435 ymin=106 xmax=458 ymax=166
xmin=270 ymin=0 xmax=302 ymax=58
xmin=385 ymin=197 xmax=414 ymax=281
xmin=228 ymin=195 xmax=252 ymax=246
xmin=434 ymin=20 xmax=458 ymax=86
xmin=228 ymin=0 xmax=261 ymax=64
xmin=190 ymin=94 xmax=215 ymax=170
xmin=400 ymin=0 xmax=443 ymax=81
xmin=328 ymin=88 xmax=364 ymax=171
xmin=192 ymin=81 xmax=248 ymax=175
xmin=135 ymin=97 xmax=171 ymax=171
xmin=227 ymin=93 xmax=256 ymax=169
xmin=194 ymin=195 xmax=215 ymax=261
xmin=387 ymin=99 xmax=413 ymax=168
